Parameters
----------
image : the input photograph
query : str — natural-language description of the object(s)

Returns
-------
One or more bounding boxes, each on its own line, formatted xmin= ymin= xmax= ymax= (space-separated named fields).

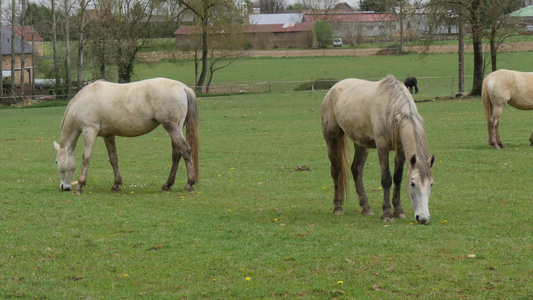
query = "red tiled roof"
xmin=10 ymin=26 xmax=43 ymax=42
xmin=304 ymin=13 xmax=397 ymax=23
xmin=175 ymin=22 xmax=314 ymax=35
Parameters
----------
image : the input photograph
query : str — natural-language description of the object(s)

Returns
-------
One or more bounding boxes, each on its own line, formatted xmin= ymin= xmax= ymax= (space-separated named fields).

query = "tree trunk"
xmin=20 ymin=0 xmax=26 ymax=96
xmin=77 ymin=0 xmax=86 ymax=91
xmin=490 ymin=22 xmax=498 ymax=72
xmin=196 ymin=17 xmax=209 ymax=94
xmin=11 ymin=0 xmax=16 ymax=89
xmin=51 ymin=0 xmax=62 ymax=95
xmin=0 ymin=0 xmax=3 ymax=96
xmin=64 ymin=0 xmax=72 ymax=99
xmin=469 ymin=0 xmax=483 ymax=96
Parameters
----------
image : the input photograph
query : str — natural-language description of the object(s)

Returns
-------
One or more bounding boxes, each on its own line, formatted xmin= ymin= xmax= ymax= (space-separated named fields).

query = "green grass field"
xmin=132 ymin=50 xmax=533 ymax=100
xmin=0 ymin=89 xmax=531 ymax=298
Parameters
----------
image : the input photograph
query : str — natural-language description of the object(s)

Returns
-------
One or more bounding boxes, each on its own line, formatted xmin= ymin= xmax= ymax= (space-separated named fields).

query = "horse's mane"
xmin=380 ymin=76 xmax=431 ymax=172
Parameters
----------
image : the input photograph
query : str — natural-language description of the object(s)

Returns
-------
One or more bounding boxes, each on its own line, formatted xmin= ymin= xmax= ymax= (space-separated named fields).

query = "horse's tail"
xmin=414 ymin=84 xmax=419 ymax=94
xmin=185 ymin=88 xmax=200 ymax=179
xmin=336 ymin=133 xmax=349 ymax=203
xmin=481 ymin=77 xmax=493 ymax=145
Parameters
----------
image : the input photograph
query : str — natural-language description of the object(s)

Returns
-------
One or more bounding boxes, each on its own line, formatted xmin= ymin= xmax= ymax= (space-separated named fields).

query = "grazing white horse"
xmin=321 ymin=76 xmax=435 ymax=224
xmin=482 ymin=69 xmax=533 ymax=149
xmin=54 ymin=78 xmax=199 ymax=194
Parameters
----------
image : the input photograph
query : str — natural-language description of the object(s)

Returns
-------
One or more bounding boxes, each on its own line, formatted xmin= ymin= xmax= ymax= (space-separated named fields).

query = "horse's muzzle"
xmin=416 ymin=215 xmax=430 ymax=225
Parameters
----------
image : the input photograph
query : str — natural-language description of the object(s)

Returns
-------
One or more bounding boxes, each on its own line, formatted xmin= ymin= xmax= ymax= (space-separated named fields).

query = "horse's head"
xmin=406 ymin=154 xmax=435 ymax=224
xmin=53 ymin=141 xmax=76 ymax=191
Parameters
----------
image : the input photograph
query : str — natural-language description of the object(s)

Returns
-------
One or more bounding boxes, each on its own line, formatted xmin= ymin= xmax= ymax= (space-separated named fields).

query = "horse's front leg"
xmin=104 ymin=136 xmax=122 ymax=192
xmin=392 ymin=152 xmax=406 ymax=219
xmin=352 ymin=144 xmax=373 ymax=216
xmin=529 ymin=130 xmax=533 ymax=146
xmin=73 ymin=130 xmax=98 ymax=194
xmin=377 ymin=146 xmax=394 ymax=222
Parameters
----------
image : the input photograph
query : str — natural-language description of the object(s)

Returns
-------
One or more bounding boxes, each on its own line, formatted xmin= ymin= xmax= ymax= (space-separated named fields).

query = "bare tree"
xmin=11 ymin=0 xmax=16 ymax=89
xmin=64 ymin=0 xmax=73 ymax=98
xmin=20 ymin=0 xmax=26 ymax=96
xmin=51 ymin=0 xmax=63 ymax=95
xmin=0 ymin=0 xmax=3 ymax=96
xmin=175 ymin=0 xmax=246 ymax=93
xmin=257 ymin=0 xmax=286 ymax=13
xmin=77 ymin=0 xmax=89 ymax=91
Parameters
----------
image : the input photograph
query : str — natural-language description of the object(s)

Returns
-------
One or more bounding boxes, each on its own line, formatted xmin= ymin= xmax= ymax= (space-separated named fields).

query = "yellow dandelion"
xmin=32 ymin=268 xmax=37 ymax=271
xmin=198 ymin=191 xmax=202 ymax=194
xmin=337 ymin=280 xmax=343 ymax=284
xmin=274 ymin=218 xmax=278 ymax=222
xmin=322 ymin=187 xmax=326 ymax=190
xmin=212 ymin=279 xmax=217 ymax=282
xmin=227 ymin=209 xmax=232 ymax=212
xmin=124 ymin=274 xmax=128 ymax=277
xmin=130 ymin=191 xmax=134 ymax=194
xmin=245 ymin=277 xmax=251 ymax=281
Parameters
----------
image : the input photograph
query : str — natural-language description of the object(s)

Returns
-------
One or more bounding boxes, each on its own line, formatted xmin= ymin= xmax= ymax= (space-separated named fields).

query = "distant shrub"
xmin=294 ymin=78 xmax=338 ymax=91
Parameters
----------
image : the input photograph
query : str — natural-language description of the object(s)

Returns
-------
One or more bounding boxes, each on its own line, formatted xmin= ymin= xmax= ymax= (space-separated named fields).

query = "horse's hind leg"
xmin=529 ymin=130 xmax=533 ymax=146
xmin=324 ymin=129 xmax=346 ymax=214
xmin=351 ymin=144 xmax=373 ymax=216
xmin=104 ymin=136 xmax=122 ymax=192
xmin=162 ymin=124 xmax=196 ymax=192
xmin=491 ymin=105 xmax=506 ymax=149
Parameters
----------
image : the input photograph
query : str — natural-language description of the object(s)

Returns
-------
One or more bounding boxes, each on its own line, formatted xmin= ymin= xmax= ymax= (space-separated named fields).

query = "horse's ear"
xmin=428 ymin=155 xmax=435 ymax=168
xmin=53 ymin=141 xmax=60 ymax=151
xmin=410 ymin=154 xmax=417 ymax=167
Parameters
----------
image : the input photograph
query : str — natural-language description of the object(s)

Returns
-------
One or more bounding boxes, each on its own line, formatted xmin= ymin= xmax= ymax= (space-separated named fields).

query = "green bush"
xmin=313 ymin=21 xmax=333 ymax=48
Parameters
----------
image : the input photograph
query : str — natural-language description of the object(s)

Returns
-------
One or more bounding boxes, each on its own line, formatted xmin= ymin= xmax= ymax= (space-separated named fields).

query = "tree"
xmin=77 ymin=0 xmax=89 ymax=91
xmin=51 ymin=0 xmax=63 ymax=95
xmin=175 ymin=0 xmax=246 ymax=93
xmin=313 ymin=20 xmax=333 ymax=47
xmin=257 ymin=0 xmax=286 ymax=13
xmin=359 ymin=0 xmax=393 ymax=12
xmin=85 ymin=0 xmax=161 ymax=83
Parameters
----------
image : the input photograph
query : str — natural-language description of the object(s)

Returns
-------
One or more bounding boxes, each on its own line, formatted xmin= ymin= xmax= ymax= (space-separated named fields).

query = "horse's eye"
xmin=410 ymin=181 xmax=415 ymax=187
xmin=430 ymin=182 xmax=434 ymax=187
xmin=55 ymin=160 xmax=58 ymax=165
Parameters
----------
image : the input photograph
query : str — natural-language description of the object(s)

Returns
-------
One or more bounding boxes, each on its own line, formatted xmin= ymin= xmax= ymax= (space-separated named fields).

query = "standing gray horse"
xmin=321 ymin=76 xmax=435 ymax=224
xmin=54 ymin=78 xmax=199 ymax=194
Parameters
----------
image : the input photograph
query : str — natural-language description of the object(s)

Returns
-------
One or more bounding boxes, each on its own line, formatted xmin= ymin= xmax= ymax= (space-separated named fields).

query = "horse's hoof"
xmin=362 ymin=208 xmax=374 ymax=216
xmin=110 ymin=186 xmax=121 ymax=192
xmin=162 ymin=184 xmax=171 ymax=192
xmin=333 ymin=208 xmax=344 ymax=215
xmin=72 ymin=188 xmax=82 ymax=195
xmin=381 ymin=215 xmax=395 ymax=222
xmin=393 ymin=211 xmax=406 ymax=219
xmin=184 ymin=184 xmax=194 ymax=193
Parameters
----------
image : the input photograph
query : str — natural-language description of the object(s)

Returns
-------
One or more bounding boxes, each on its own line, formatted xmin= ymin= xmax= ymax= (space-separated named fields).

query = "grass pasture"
xmin=1 ymin=91 xmax=532 ymax=298
xmin=134 ymin=51 xmax=533 ymax=100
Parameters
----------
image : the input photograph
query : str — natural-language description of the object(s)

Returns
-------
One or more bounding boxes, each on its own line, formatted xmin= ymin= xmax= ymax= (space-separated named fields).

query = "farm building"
xmin=174 ymin=22 xmax=314 ymax=50
xmin=507 ymin=5 xmax=533 ymax=32
xmin=1 ymin=27 xmax=35 ymax=88
xmin=9 ymin=26 xmax=44 ymax=56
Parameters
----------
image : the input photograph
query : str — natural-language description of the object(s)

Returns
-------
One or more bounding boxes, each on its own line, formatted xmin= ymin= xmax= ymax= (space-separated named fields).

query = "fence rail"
xmin=0 ymin=75 xmax=472 ymax=106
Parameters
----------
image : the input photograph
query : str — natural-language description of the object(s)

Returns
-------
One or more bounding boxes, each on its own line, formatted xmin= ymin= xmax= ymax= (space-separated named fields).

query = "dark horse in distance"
xmin=404 ymin=76 xmax=419 ymax=94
